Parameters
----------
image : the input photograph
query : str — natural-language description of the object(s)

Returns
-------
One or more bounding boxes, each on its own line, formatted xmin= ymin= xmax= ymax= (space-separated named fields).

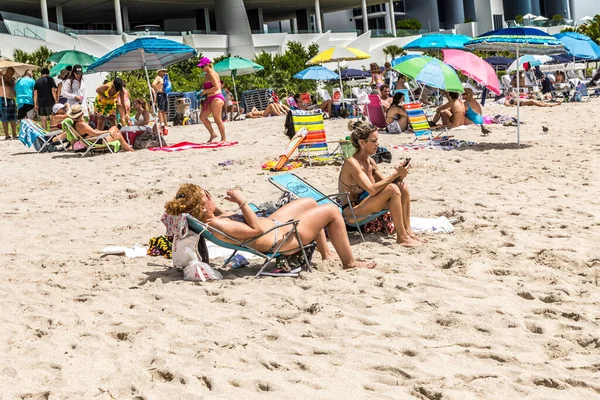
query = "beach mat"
xmin=149 ymin=141 xmax=238 ymax=152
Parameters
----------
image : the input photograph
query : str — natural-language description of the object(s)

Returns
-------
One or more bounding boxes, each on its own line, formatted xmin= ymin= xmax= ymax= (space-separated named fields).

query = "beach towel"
xmin=149 ymin=141 xmax=238 ymax=152
xmin=393 ymin=139 xmax=476 ymax=151
xmin=18 ymin=119 xmax=45 ymax=147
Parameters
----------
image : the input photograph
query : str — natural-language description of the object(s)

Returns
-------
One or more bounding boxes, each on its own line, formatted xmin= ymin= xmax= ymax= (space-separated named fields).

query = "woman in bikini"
xmin=245 ymin=102 xmax=290 ymax=118
xmin=338 ymin=120 xmax=425 ymax=247
xmin=197 ymin=57 xmax=227 ymax=143
xmin=369 ymin=62 xmax=384 ymax=89
xmin=462 ymin=88 xmax=484 ymax=125
xmin=385 ymin=92 xmax=409 ymax=131
xmin=166 ymin=184 xmax=375 ymax=270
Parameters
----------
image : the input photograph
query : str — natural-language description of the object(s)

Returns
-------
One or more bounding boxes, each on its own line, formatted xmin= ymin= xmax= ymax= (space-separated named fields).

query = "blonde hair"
xmin=164 ymin=183 xmax=206 ymax=221
xmin=347 ymin=119 xmax=376 ymax=150
xmin=134 ymin=98 xmax=147 ymax=110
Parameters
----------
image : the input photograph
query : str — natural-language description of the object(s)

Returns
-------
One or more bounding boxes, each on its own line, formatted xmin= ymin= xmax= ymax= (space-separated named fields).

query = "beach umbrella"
xmin=553 ymin=32 xmax=600 ymax=60
xmin=581 ymin=16 xmax=594 ymax=22
xmin=443 ymin=49 xmax=501 ymax=95
xmin=293 ymin=66 xmax=338 ymax=80
xmin=403 ymin=33 xmax=473 ymax=51
xmin=533 ymin=16 xmax=548 ymax=22
xmin=307 ymin=46 xmax=370 ymax=104
xmin=506 ymin=54 xmax=552 ymax=72
xmin=0 ymin=61 xmax=39 ymax=106
xmin=47 ymin=50 xmax=98 ymax=66
xmin=213 ymin=57 xmax=264 ymax=115
xmin=483 ymin=56 xmax=515 ymax=70
xmin=88 ymin=37 xmax=197 ymax=146
xmin=465 ymin=27 xmax=564 ymax=144
xmin=339 ymin=68 xmax=371 ymax=80
xmin=522 ymin=13 xmax=537 ymax=20
xmin=392 ymin=55 xmax=464 ymax=92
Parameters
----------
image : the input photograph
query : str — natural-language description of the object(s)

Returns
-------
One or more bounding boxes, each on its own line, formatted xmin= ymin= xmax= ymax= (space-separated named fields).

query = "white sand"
xmin=0 ymin=101 xmax=599 ymax=399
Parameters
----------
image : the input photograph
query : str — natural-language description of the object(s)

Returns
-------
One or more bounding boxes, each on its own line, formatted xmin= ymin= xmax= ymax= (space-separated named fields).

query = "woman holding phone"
xmin=337 ymin=120 xmax=425 ymax=247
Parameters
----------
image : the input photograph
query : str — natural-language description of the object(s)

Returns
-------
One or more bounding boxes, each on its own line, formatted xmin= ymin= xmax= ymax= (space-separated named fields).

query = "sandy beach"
xmin=0 ymin=100 xmax=599 ymax=399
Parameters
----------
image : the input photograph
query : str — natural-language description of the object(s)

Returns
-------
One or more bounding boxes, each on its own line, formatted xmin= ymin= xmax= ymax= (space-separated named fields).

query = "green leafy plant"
xmin=551 ymin=14 xmax=564 ymax=24
xmin=562 ymin=15 xmax=600 ymax=44
xmin=464 ymin=18 xmax=474 ymax=23
xmin=515 ymin=14 xmax=524 ymax=24
xmin=397 ymin=19 xmax=422 ymax=30
xmin=11 ymin=46 xmax=54 ymax=78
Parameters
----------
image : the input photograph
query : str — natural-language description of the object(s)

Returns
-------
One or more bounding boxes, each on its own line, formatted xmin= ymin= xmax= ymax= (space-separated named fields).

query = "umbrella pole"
xmin=142 ymin=63 xmax=163 ymax=146
xmin=338 ymin=61 xmax=345 ymax=109
xmin=232 ymin=73 xmax=239 ymax=119
xmin=516 ymin=45 xmax=520 ymax=145
xmin=1 ymin=77 xmax=6 ymax=106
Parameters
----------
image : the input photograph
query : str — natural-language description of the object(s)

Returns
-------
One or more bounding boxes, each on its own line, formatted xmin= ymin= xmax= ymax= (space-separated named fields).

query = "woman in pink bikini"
xmin=197 ymin=57 xmax=226 ymax=142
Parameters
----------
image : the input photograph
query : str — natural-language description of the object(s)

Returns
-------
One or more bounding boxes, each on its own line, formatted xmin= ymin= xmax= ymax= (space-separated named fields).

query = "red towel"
xmin=149 ymin=141 xmax=238 ymax=152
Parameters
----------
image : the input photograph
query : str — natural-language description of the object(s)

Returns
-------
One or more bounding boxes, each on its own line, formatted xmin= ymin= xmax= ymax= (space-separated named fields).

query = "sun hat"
xmin=58 ymin=68 xmax=70 ymax=79
xmin=67 ymin=104 xmax=84 ymax=119
xmin=197 ymin=57 xmax=212 ymax=68
xmin=52 ymin=103 xmax=66 ymax=114
xmin=157 ymin=68 xmax=167 ymax=72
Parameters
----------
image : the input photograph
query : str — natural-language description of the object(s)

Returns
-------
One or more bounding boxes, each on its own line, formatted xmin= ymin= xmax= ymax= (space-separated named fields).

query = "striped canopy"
xmin=464 ymin=28 xmax=565 ymax=55
xmin=306 ymin=47 xmax=370 ymax=65
xmin=88 ymin=37 xmax=196 ymax=72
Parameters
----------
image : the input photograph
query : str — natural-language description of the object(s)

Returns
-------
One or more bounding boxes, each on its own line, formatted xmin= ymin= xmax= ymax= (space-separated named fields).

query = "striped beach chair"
xmin=404 ymin=102 xmax=433 ymax=143
xmin=292 ymin=111 xmax=340 ymax=165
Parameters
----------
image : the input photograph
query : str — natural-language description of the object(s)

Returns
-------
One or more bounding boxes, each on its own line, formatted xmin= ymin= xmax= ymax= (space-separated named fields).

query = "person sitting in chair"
xmin=165 ymin=184 xmax=375 ymax=269
xmin=385 ymin=92 xmax=409 ymax=131
xmin=462 ymin=88 xmax=484 ymax=125
xmin=432 ymin=92 xmax=465 ymax=128
xmin=338 ymin=120 xmax=425 ymax=248
xmin=67 ymin=104 xmax=135 ymax=152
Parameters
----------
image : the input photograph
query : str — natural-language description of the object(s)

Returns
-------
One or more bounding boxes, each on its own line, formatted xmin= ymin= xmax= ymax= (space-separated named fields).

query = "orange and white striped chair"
xmin=292 ymin=111 xmax=340 ymax=165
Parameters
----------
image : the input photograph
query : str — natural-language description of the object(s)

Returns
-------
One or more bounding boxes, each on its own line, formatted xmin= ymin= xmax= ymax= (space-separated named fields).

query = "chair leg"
xmin=292 ymin=226 xmax=311 ymax=272
xmin=255 ymin=256 xmax=274 ymax=278
xmin=347 ymin=203 xmax=366 ymax=243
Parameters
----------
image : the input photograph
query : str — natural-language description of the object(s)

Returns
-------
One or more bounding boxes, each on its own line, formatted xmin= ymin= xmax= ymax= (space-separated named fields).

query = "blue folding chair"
xmin=185 ymin=213 xmax=313 ymax=278
xmin=269 ymin=173 xmax=388 ymax=242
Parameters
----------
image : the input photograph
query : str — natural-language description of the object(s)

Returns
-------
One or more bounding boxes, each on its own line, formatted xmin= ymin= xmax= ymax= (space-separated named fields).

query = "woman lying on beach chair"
xmin=504 ymin=92 xmax=561 ymax=108
xmin=338 ymin=120 xmax=426 ymax=248
xmin=165 ymin=184 xmax=375 ymax=270
xmin=245 ymin=102 xmax=290 ymax=118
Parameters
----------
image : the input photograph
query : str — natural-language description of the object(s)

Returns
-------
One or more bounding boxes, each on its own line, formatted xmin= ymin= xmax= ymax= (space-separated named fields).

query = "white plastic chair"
xmin=317 ymin=88 xmax=331 ymax=101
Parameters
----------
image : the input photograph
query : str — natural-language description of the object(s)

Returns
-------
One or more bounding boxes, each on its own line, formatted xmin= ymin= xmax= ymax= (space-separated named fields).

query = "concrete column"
xmin=40 ymin=0 xmax=49 ymax=29
xmin=361 ymin=0 xmax=369 ymax=32
xmin=122 ymin=7 xmax=130 ymax=32
xmin=56 ymin=6 xmax=64 ymax=32
xmin=385 ymin=4 xmax=392 ymax=33
xmin=114 ymin=0 xmax=123 ymax=34
xmin=314 ymin=0 xmax=322 ymax=33
xmin=291 ymin=18 xmax=298 ymax=33
xmin=389 ymin=0 xmax=397 ymax=36
xmin=205 ymin=8 xmax=211 ymax=33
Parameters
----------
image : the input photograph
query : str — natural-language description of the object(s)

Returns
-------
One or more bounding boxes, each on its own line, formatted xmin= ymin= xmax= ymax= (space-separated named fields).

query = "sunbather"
xmin=338 ymin=120 xmax=425 ymax=247
xmin=504 ymin=92 xmax=561 ymax=107
xmin=432 ymin=92 xmax=466 ymax=128
xmin=245 ymin=103 xmax=289 ymax=118
xmin=385 ymin=92 xmax=409 ymax=131
xmin=462 ymin=88 xmax=484 ymax=125
xmin=165 ymin=184 xmax=375 ymax=269
xmin=67 ymin=104 xmax=135 ymax=152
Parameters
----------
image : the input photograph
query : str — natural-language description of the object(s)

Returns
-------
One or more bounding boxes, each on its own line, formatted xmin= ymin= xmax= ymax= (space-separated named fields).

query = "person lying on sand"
xmin=245 ymin=103 xmax=289 ymax=118
xmin=338 ymin=120 xmax=425 ymax=248
xmin=504 ymin=92 xmax=561 ymax=107
xmin=165 ymin=184 xmax=376 ymax=269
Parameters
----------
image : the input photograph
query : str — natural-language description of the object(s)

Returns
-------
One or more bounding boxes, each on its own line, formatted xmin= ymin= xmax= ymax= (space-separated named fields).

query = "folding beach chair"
xmin=185 ymin=213 xmax=313 ymax=278
xmin=404 ymin=102 xmax=449 ymax=144
xmin=291 ymin=111 xmax=341 ymax=166
xmin=18 ymin=119 xmax=67 ymax=153
xmin=299 ymin=92 xmax=311 ymax=107
xmin=62 ymin=118 xmax=120 ymax=157
xmin=317 ymin=89 xmax=331 ymax=101
xmin=269 ymin=173 xmax=388 ymax=243
xmin=364 ymin=94 xmax=387 ymax=129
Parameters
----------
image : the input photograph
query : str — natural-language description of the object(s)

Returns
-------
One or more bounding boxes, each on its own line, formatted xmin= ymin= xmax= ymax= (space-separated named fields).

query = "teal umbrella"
xmin=47 ymin=50 xmax=98 ymax=76
xmin=213 ymin=57 xmax=264 ymax=110
xmin=49 ymin=63 xmax=93 ymax=77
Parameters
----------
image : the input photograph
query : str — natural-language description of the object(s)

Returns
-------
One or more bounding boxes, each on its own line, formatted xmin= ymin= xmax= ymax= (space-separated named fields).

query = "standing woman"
xmin=56 ymin=66 xmax=71 ymax=104
xmin=94 ymin=77 xmax=125 ymax=130
xmin=116 ymin=82 xmax=131 ymax=127
xmin=369 ymin=62 xmax=384 ymax=89
xmin=197 ymin=57 xmax=226 ymax=143
xmin=61 ymin=64 xmax=86 ymax=111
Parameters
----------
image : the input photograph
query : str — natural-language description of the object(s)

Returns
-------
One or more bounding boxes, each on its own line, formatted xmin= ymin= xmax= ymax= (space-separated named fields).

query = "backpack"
xmin=163 ymin=73 xmax=172 ymax=93
xmin=173 ymin=112 xmax=184 ymax=126
xmin=133 ymin=128 xmax=166 ymax=150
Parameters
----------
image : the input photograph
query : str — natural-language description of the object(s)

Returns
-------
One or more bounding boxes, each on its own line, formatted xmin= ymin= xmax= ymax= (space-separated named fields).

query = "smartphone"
xmin=402 ymin=158 xmax=411 ymax=167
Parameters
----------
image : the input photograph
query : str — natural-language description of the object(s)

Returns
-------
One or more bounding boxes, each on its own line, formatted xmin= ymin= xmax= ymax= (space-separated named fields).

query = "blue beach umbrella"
xmin=403 ymin=34 xmax=473 ymax=51
xmin=339 ymin=68 xmax=371 ymax=80
xmin=553 ymin=32 xmax=600 ymax=60
xmin=465 ymin=27 xmax=564 ymax=144
xmin=390 ymin=54 xmax=421 ymax=67
xmin=483 ymin=56 xmax=515 ymax=70
xmin=293 ymin=66 xmax=339 ymax=80
xmin=88 ymin=38 xmax=196 ymax=145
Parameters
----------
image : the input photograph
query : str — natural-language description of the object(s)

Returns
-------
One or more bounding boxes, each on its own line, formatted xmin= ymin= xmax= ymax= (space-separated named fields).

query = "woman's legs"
xmin=319 ymin=100 xmax=332 ymax=115
xmin=117 ymin=105 xmax=128 ymax=127
xmin=210 ymin=98 xmax=226 ymax=141
xmin=286 ymin=204 xmax=375 ymax=269
xmin=396 ymin=182 xmax=426 ymax=243
xmin=108 ymin=126 xmax=135 ymax=152
xmin=440 ymin=109 xmax=452 ymax=125
xmin=97 ymin=115 xmax=106 ymax=131
xmin=345 ymin=185 xmax=421 ymax=247
xmin=199 ymin=104 xmax=217 ymax=142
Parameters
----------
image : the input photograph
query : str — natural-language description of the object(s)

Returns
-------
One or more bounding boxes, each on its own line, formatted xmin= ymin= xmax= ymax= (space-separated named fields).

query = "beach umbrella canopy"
xmin=88 ymin=37 xmax=196 ymax=147
xmin=390 ymin=54 xmax=421 ymax=67
xmin=522 ymin=13 xmax=537 ymax=20
xmin=293 ymin=66 xmax=339 ymax=80
xmin=393 ymin=55 xmax=463 ymax=92
xmin=553 ymin=32 xmax=600 ymax=60
xmin=0 ymin=61 xmax=39 ymax=106
xmin=506 ymin=54 xmax=552 ymax=72
xmin=443 ymin=49 xmax=501 ymax=95
xmin=307 ymin=46 xmax=370 ymax=105
xmin=403 ymin=33 xmax=473 ymax=51
xmin=213 ymin=57 xmax=264 ymax=116
xmin=339 ymin=68 xmax=371 ymax=80
xmin=465 ymin=27 xmax=564 ymax=144
xmin=47 ymin=50 xmax=98 ymax=66
xmin=483 ymin=56 xmax=515 ymax=69
xmin=581 ymin=16 xmax=594 ymax=21
xmin=533 ymin=16 xmax=548 ymax=21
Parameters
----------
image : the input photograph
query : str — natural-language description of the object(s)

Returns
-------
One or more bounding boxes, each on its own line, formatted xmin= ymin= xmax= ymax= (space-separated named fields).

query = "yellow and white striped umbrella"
xmin=306 ymin=46 xmax=370 ymax=65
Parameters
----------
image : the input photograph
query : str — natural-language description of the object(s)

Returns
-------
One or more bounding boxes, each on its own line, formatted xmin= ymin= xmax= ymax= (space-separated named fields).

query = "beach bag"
xmin=284 ymin=111 xmax=295 ymax=139
xmin=371 ymin=146 xmax=392 ymax=164
xmin=163 ymin=73 xmax=173 ymax=93
xmin=133 ymin=129 xmax=165 ymax=149
xmin=182 ymin=248 xmax=222 ymax=281
xmin=172 ymin=218 xmax=209 ymax=268
xmin=173 ymin=112 xmax=184 ymax=126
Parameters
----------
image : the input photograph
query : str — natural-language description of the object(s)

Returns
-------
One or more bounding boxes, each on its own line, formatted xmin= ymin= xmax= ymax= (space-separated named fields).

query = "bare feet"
xmin=321 ymin=249 xmax=338 ymax=261
xmin=408 ymin=231 xmax=428 ymax=243
xmin=344 ymin=260 xmax=377 ymax=269
xmin=398 ymin=236 xmax=422 ymax=247
xmin=207 ymin=133 xmax=218 ymax=143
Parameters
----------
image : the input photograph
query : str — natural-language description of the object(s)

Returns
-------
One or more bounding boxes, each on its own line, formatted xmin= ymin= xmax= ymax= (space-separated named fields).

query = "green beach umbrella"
xmin=49 ymin=63 xmax=93 ymax=77
xmin=213 ymin=57 xmax=264 ymax=110
xmin=393 ymin=55 xmax=463 ymax=93
xmin=47 ymin=50 xmax=98 ymax=77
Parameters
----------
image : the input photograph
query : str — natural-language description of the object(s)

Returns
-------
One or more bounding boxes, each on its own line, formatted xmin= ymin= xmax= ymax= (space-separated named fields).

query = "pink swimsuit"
xmin=203 ymin=81 xmax=225 ymax=104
